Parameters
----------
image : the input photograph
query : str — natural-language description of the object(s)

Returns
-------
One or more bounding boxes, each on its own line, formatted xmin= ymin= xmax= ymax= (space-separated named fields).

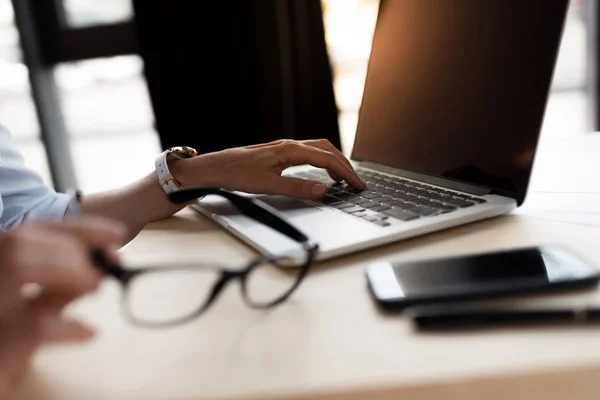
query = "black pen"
xmin=409 ymin=306 xmax=600 ymax=331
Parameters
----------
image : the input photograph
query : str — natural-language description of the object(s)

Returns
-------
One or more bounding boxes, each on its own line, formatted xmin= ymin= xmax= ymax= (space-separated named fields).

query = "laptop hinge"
xmin=359 ymin=161 xmax=493 ymax=196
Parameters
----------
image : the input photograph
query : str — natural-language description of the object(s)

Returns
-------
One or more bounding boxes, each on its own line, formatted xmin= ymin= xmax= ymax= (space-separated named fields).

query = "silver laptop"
xmin=192 ymin=0 xmax=569 ymax=261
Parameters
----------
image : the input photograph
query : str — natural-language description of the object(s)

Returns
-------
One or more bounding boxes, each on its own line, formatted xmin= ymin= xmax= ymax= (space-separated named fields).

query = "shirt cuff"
xmin=26 ymin=192 xmax=73 ymax=222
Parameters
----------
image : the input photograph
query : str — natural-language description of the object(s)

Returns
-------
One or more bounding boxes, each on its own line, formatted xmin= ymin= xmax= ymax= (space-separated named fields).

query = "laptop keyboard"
xmin=291 ymin=169 xmax=487 ymax=227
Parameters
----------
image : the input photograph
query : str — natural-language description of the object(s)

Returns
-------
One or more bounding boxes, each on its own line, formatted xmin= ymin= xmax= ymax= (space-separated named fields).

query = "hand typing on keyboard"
xmin=177 ymin=139 xmax=366 ymax=200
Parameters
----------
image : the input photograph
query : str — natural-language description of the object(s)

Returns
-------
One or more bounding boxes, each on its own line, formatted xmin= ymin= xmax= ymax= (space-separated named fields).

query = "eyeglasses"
xmin=92 ymin=188 xmax=319 ymax=328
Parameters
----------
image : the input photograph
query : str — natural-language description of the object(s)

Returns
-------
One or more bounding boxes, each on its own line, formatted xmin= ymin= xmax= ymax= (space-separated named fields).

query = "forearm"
xmin=80 ymin=172 xmax=184 ymax=243
xmin=78 ymin=155 xmax=213 ymax=243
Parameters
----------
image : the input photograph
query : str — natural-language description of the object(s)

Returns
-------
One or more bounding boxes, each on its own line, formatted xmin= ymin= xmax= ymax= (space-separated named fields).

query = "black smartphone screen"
xmin=367 ymin=246 xmax=600 ymax=305
xmin=399 ymin=248 xmax=550 ymax=296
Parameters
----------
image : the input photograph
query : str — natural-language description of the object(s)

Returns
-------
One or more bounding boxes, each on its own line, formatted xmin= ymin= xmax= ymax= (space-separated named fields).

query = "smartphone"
xmin=365 ymin=245 xmax=600 ymax=311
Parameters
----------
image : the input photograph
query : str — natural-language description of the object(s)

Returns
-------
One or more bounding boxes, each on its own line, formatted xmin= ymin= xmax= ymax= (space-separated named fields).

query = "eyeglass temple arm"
xmin=90 ymin=249 xmax=132 ymax=281
xmin=167 ymin=188 xmax=310 ymax=244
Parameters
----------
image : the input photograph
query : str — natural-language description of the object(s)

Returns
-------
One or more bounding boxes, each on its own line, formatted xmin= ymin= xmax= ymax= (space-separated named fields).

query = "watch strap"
xmin=155 ymin=150 xmax=184 ymax=194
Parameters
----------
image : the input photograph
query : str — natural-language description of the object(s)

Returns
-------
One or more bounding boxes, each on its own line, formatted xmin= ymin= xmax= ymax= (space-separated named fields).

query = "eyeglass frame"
xmin=92 ymin=187 xmax=319 ymax=328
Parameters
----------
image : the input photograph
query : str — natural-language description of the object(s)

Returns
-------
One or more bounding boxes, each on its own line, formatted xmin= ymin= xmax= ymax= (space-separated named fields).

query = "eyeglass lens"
xmin=125 ymin=267 xmax=222 ymax=325
xmin=123 ymin=251 xmax=310 ymax=326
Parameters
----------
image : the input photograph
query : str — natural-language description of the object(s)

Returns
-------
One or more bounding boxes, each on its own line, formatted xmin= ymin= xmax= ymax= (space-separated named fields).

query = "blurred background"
xmin=0 ymin=0 xmax=594 ymax=193
xmin=322 ymin=0 xmax=592 ymax=152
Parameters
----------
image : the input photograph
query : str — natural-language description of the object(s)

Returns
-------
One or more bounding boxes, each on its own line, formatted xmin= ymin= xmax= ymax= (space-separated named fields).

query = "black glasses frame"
xmin=92 ymin=187 xmax=319 ymax=328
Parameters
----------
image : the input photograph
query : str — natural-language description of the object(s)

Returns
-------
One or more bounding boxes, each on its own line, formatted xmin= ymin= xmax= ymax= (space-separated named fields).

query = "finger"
xmin=298 ymin=139 xmax=364 ymax=184
xmin=30 ymin=291 xmax=83 ymax=314
xmin=9 ymin=230 xmax=103 ymax=293
xmin=248 ymin=140 xmax=346 ymax=182
xmin=251 ymin=139 xmax=356 ymax=177
xmin=40 ymin=216 xmax=125 ymax=273
xmin=246 ymin=139 xmax=365 ymax=184
xmin=302 ymin=139 xmax=354 ymax=171
xmin=282 ymin=143 xmax=366 ymax=189
xmin=35 ymin=312 xmax=95 ymax=343
xmin=261 ymin=176 xmax=328 ymax=199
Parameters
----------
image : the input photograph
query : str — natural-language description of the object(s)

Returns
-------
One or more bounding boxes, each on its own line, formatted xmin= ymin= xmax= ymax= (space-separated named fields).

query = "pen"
xmin=409 ymin=306 xmax=600 ymax=331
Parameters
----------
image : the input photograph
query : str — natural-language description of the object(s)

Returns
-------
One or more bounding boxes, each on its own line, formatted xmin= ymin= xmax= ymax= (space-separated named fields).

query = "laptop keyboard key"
xmin=451 ymin=193 xmax=474 ymax=200
xmin=431 ymin=202 xmax=458 ymax=212
xmin=319 ymin=195 xmax=340 ymax=205
xmin=333 ymin=193 xmax=355 ymax=200
xmin=360 ymin=192 xmax=380 ymax=199
xmin=342 ymin=206 xmax=366 ymax=214
xmin=347 ymin=188 xmax=366 ymax=195
xmin=389 ymin=200 xmax=411 ymax=208
xmin=373 ymin=220 xmax=391 ymax=227
xmin=332 ymin=202 xmax=354 ymax=210
xmin=372 ymin=214 xmax=389 ymax=220
xmin=382 ymin=208 xmax=420 ymax=221
xmin=379 ymin=188 xmax=397 ymax=196
xmin=362 ymin=201 xmax=384 ymax=209
xmin=469 ymin=197 xmax=487 ymax=204
xmin=349 ymin=197 xmax=371 ymax=205
xmin=370 ymin=205 xmax=391 ymax=212
xmin=444 ymin=197 xmax=476 ymax=208
xmin=370 ymin=196 xmax=391 ymax=203
xmin=405 ymin=205 xmax=441 ymax=216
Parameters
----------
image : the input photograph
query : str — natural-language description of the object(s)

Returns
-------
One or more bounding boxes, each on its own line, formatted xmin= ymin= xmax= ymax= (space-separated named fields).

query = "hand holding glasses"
xmin=91 ymin=188 xmax=319 ymax=328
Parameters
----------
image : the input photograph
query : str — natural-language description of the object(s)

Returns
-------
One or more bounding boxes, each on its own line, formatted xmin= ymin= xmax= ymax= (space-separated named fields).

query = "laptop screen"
xmin=351 ymin=0 xmax=568 ymax=198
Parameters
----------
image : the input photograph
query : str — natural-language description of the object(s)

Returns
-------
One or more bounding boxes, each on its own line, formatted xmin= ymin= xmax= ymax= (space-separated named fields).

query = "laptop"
xmin=192 ymin=0 xmax=569 ymax=261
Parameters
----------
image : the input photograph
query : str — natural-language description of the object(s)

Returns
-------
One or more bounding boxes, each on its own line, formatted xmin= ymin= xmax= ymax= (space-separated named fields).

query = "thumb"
xmin=36 ymin=313 xmax=96 ymax=343
xmin=264 ymin=176 xmax=328 ymax=199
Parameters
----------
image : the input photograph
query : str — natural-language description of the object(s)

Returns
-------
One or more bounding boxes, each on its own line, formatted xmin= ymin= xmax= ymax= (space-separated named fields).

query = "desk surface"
xmin=11 ymin=134 xmax=600 ymax=400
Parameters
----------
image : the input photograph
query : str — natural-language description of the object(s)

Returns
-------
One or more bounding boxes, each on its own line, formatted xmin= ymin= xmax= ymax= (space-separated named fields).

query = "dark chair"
xmin=131 ymin=0 xmax=341 ymax=155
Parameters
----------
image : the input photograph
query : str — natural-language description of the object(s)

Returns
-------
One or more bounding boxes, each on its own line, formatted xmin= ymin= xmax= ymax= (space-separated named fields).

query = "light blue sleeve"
xmin=0 ymin=124 xmax=71 ymax=231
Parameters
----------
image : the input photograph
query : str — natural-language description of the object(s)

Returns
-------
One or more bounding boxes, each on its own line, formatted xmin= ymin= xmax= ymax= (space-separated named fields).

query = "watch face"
xmin=173 ymin=146 xmax=198 ymax=158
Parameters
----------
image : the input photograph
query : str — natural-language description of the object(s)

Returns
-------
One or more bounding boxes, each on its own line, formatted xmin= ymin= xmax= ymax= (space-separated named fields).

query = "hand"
xmin=173 ymin=139 xmax=367 ymax=199
xmin=0 ymin=218 xmax=125 ymax=395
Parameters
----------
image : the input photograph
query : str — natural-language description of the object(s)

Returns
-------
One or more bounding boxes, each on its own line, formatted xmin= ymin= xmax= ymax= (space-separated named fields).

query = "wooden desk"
xmin=11 ymin=135 xmax=600 ymax=400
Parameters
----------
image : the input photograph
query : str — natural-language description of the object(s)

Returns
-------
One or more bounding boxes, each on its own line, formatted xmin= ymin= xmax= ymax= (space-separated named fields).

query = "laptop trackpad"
xmin=199 ymin=195 xmax=320 ymax=228
xmin=256 ymin=195 xmax=321 ymax=218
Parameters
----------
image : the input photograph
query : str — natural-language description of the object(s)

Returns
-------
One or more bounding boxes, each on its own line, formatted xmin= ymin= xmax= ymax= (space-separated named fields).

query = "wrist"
xmin=168 ymin=157 xmax=194 ymax=187
xmin=169 ymin=155 xmax=218 ymax=189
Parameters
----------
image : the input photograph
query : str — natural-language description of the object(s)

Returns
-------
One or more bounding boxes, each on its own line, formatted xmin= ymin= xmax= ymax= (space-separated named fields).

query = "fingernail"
xmin=311 ymin=183 xmax=327 ymax=196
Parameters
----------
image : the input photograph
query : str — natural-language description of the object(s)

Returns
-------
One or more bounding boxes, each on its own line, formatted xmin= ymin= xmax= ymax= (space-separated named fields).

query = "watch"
xmin=155 ymin=146 xmax=198 ymax=194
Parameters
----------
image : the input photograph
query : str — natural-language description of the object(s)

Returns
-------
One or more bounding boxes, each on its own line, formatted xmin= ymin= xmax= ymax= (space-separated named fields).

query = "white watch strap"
xmin=155 ymin=150 xmax=183 ymax=194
